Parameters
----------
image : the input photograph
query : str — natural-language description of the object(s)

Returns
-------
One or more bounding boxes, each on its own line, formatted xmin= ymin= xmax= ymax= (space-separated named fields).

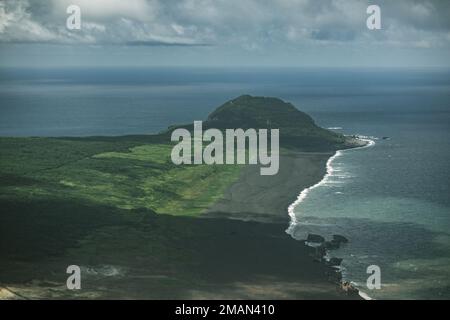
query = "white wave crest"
xmin=286 ymin=137 xmax=375 ymax=235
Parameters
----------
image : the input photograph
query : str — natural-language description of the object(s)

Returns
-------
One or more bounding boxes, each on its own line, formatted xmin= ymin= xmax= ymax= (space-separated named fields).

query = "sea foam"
xmin=286 ymin=136 xmax=376 ymax=300
xmin=286 ymin=150 xmax=342 ymax=234
xmin=286 ymin=137 xmax=375 ymax=235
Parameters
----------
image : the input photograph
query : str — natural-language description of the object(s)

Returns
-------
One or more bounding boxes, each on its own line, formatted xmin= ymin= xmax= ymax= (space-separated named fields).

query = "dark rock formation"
xmin=341 ymin=281 xmax=360 ymax=297
xmin=332 ymin=234 xmax=349 ymax=244
xmin=327 ymin=257 xmax=343 ymax=266
xmin=307 ymin=233 xmax=325 ymax=243
xmin=323 ymin=240 xmax=340 ymax=250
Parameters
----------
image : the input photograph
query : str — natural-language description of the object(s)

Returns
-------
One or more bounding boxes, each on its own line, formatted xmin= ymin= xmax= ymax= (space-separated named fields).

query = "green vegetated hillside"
xmin=172 ymin=95 xmax=350 ymax=151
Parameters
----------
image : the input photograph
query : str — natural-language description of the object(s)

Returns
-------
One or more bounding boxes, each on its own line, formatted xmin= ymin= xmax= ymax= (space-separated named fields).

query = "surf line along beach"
xmin=285 ymin=136 xmax=376 ymax=299
xmin=205 ymin=135 xmax=373 ymax=298
xmin=286 ymin=136 xmax=375 ymax=233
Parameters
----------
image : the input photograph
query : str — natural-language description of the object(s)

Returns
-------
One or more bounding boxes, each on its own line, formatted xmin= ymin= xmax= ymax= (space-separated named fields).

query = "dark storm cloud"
xmin=0 ymin=0 xmax=449 ymax=48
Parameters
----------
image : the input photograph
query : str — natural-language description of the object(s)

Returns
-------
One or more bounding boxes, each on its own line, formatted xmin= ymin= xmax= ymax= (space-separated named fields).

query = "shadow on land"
xmin=0 ymin=198 xmax=348 ymax=299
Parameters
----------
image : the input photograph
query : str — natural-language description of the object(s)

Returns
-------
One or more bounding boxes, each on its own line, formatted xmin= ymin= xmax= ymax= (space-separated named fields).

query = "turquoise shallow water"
xmin=1 ymin=67 xmax=449 ymax=299
xmin=291 ymin=143 xmax=450 ymax=299
xmin=289 ymin=86 xmax=450 ymax=299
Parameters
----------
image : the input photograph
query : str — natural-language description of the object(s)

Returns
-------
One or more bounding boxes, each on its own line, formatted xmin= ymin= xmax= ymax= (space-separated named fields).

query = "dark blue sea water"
xmin=1 ymin=67 xmax=449 ymax=299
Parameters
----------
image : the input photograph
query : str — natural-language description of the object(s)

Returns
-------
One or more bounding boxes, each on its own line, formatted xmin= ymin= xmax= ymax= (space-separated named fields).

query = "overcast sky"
xmin=1 ymin=0 xmax=450 ymax=67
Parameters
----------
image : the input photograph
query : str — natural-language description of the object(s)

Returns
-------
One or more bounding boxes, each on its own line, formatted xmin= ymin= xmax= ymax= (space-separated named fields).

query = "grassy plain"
xmin=0 ymin=136 xmax=242 ymax=217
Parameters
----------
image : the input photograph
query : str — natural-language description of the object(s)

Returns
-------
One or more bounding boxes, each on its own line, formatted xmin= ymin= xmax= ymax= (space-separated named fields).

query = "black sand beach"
xmin=206 ymin=152 xmax=333 ymax=223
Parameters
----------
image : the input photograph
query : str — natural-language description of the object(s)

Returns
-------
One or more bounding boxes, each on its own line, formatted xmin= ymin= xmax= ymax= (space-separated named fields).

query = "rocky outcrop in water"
xmin=307 ymin=233 xmax=325 ymax=243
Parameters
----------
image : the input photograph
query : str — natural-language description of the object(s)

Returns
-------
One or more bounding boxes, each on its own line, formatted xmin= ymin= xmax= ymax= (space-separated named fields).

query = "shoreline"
xmin=208 ymin=136 xmax=376 ymax=299
xmin=286 ymin=135 xmax=376 ymax=236
xmin=285 ymin=137 xmax=376 ymax=300
xmin=204 ymin=139 xmax=376 ymax=299
xmin=206 ymin=151 xmax=333 ymax=223
xmin=286 ymin=149 xmax=344 ymax=234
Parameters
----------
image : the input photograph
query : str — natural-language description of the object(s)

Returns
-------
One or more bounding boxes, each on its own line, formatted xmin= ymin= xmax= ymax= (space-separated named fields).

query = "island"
xmin=0 ymin=95 xmax=365 ymax=299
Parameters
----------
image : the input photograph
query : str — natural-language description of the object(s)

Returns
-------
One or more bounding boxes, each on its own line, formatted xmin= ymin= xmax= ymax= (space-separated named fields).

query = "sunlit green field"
xmin=0 ymin=136 xmax=242 ymax=217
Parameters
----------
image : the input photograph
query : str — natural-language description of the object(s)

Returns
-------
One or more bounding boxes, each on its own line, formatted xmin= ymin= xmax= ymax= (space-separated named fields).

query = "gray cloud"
xmin=0 ymin=0 xmax=449 ymax=49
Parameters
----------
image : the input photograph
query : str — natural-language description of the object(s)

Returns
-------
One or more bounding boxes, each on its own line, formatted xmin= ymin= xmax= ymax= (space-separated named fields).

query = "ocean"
xmin=1 ymin=67 xmax=449 ymax=299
